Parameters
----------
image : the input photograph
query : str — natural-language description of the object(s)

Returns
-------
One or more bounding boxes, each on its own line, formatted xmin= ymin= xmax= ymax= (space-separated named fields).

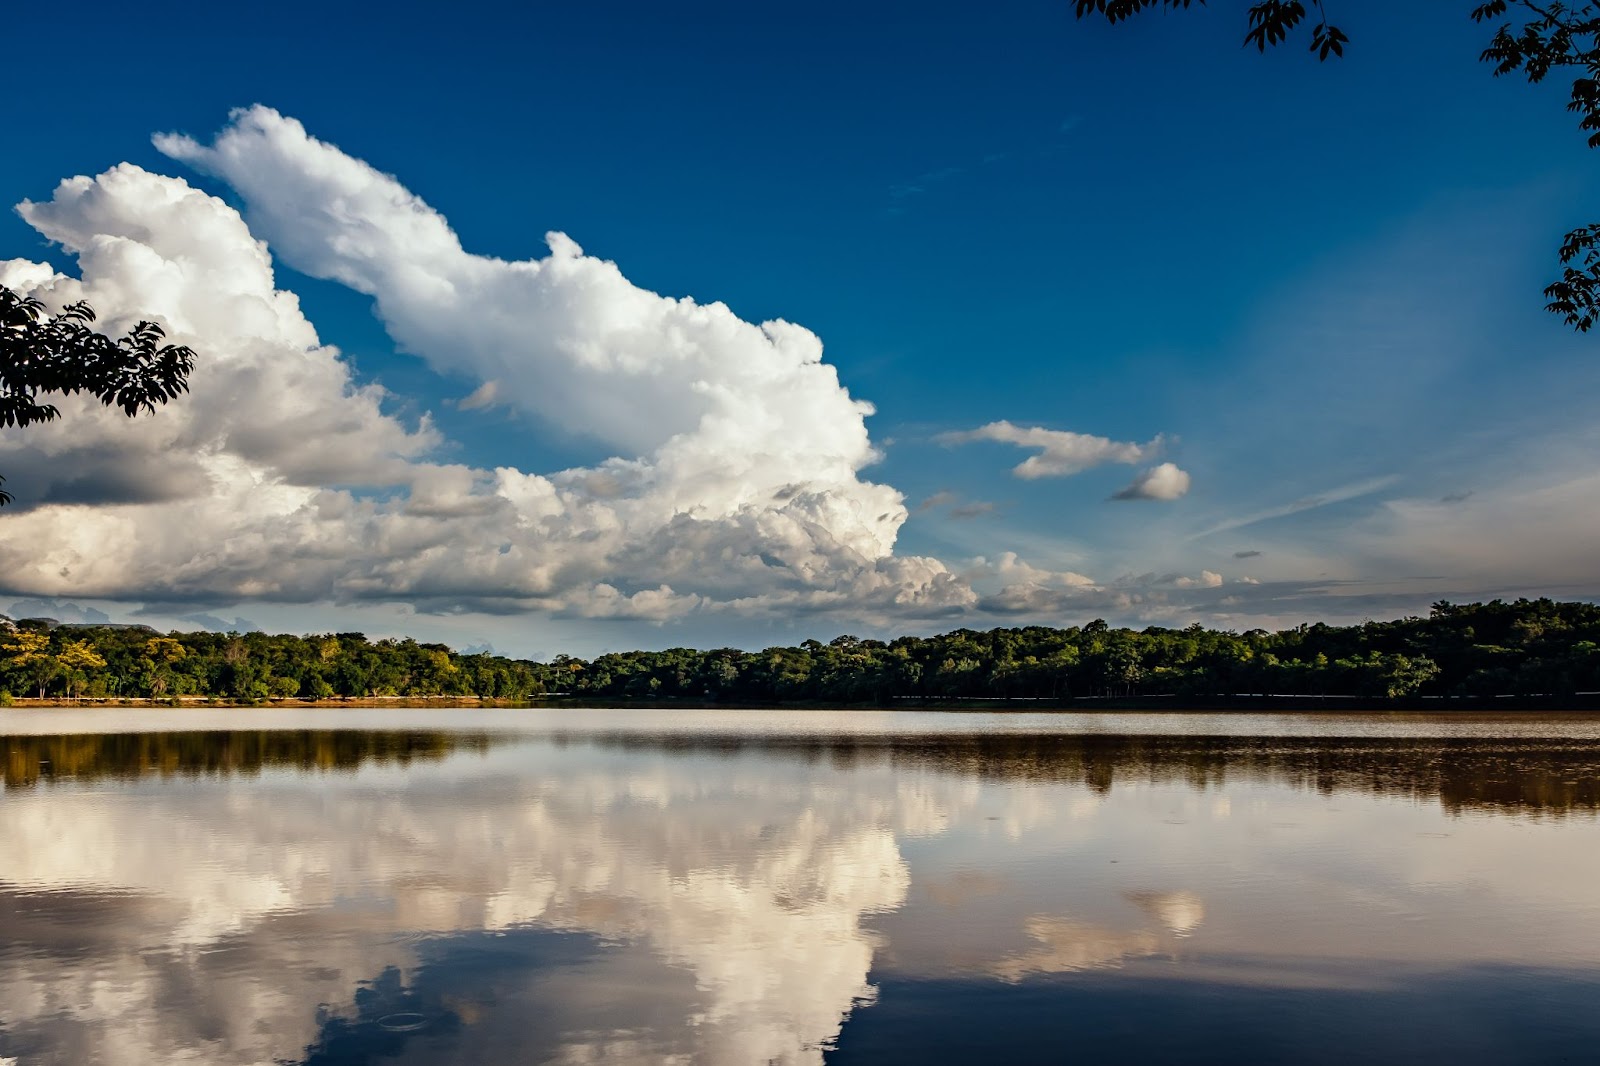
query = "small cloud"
xmin=179 ymin=612 xmax=261 ymax=633
xmin=1059 ymin=115 xmax=1083 ymax=133
xmin=562 ymin=583 xmax=701 ymax=621
xmin=1112 ymin=462 xmax=1191 ymax=501
xmin=1173 ymin=570 xmax=1223 ymax=589
xmin=940 ymin=421 xmax=1162 ymax=479
xmin=455 ymin=380 xmax=500 ymax=411
xmin=1233 ymin=549 xmax=1263 ymax=559
xmin=916 ymin=490 xmax=996 ymax=520
xmin=1237 ymin=576 xmax=1260 ymax=585
xmin=1440 ymin=490 xmax=1474 ymax=504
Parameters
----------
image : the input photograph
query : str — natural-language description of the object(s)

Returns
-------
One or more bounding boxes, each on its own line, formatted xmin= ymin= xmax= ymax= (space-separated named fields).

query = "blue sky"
xmin=3 ymin=1 xmax=1598 ymax=656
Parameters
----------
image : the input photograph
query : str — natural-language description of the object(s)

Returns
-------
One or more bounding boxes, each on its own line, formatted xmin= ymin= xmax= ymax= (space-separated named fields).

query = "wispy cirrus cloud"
xmin=884 ymin=118 xmax=1082 ymax=216
xmin=916 ymin=490 xmax=997 ymax=520
xmin=1189 ymin=475 xmax=1398 ymax=539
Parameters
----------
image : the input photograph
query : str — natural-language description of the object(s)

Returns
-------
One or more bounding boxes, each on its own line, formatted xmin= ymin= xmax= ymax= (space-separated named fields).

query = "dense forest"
xmin=2 ymin=598 xmax=1598 ymax=706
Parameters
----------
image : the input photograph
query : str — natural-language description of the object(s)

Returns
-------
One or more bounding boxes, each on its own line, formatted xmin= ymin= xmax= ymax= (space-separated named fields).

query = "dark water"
xmin=2 ymin=709 xmax=1599 ymax=1066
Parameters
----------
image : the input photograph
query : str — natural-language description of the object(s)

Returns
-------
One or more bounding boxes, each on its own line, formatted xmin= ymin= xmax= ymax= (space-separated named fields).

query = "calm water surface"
xmin=3 ymin=708 xmax=1599 ymax=1065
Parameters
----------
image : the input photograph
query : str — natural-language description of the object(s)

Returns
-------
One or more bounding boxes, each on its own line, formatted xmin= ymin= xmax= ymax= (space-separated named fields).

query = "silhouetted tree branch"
xmin=1073 ymin=1 xmax=1600 ymax=330
xmin=0 ymin=283 xmax=195 ymax=505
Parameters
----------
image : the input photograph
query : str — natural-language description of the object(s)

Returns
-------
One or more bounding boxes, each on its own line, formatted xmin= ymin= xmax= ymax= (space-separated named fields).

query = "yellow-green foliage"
xmin=2 ymin=630 xmax=50 ymax=663
xmin=57 ymin=640 xmax=107 ymax=672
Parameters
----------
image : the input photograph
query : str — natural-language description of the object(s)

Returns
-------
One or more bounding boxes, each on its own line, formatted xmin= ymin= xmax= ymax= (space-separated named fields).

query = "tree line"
xmin=0 ymin=628 xmax=542 ymax=703
xmin=2 ymin=597 xmax=1598 ymax=705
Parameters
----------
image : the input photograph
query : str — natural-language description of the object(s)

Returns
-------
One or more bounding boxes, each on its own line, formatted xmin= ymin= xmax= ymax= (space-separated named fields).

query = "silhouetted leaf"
xmin=1310 ymin=22 xmax=1347 ymax=60
xmin=1244 ymin=1 xmax=1306 ymax=52
xmin=0 ymin=283 xmax=197 ymax=504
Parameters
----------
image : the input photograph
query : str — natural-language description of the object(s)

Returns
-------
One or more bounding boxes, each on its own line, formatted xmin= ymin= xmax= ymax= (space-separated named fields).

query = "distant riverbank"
xmin=7 ymin=599 xmax=1600 ymax=709
xmin=5 ymin=695 xmax=522 ymax=709
xmin=9 ymin=694 xmax=1600 ymax=712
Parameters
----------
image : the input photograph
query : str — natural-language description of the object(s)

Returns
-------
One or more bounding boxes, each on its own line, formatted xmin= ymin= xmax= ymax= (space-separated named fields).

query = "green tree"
xmin=56 ymin=640 xmax=107 ymax=700
xmin=137 ymin=636 xmax=187 ymax=697
xmin=1072 ymin=1 xmax=1600 ymax=330
xmin=2 ymin=630 xmax=58 ymax=698
xmin=1 ymin=283 xmax=195 ymax=505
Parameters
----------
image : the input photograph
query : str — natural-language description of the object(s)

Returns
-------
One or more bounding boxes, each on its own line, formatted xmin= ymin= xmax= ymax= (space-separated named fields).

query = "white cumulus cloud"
xmin=1172 ymin=569 xmax=1223 ymax=589
xmin=0 ymin=108 xmax=973 ymax=622
xmin=155 ymin=108 xmax=889 ymax=528
xmin=1112 ymin=461 xmax=1191 ymax=501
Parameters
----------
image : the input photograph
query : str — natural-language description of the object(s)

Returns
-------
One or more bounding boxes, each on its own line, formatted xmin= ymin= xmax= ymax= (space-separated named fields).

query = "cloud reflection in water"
xmin=0 ymin=714 xmax=1598 ymax=1066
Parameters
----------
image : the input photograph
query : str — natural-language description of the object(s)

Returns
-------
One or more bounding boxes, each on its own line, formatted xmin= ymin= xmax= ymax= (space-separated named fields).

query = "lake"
xmin=3 ymin=708 xmax=1599 ymax=1065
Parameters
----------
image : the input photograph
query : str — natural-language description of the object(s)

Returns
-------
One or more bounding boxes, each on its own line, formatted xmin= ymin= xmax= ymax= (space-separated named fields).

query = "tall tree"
xmin=1072 ymin=1 xmax=1600 ymax=330
xmin=0 ymin=283 xmax=196 ymax=505
xmin=1 ymin=630 xmax=59 ymax=698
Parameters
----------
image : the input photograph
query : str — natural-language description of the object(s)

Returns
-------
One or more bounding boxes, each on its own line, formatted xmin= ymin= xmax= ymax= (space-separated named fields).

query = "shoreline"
xmin=7 ymin=695 xmax=1600 ymax=713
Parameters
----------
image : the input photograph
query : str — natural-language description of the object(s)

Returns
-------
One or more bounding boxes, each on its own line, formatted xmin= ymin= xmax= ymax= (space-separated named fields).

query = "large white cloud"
xmin=151 ymin=108 xmax=910 ymax=558
xmin=0 ymin=109 xmax=972 ymax=620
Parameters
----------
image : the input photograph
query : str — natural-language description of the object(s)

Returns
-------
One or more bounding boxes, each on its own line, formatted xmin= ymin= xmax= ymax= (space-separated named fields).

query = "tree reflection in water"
xmin=6 ymin=728 xmax=1597 ymax=816
xmin=564 ymin=730 xmax=1600 ymax=817
xmin=2 ymin=730 xmax=494 ymax=789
